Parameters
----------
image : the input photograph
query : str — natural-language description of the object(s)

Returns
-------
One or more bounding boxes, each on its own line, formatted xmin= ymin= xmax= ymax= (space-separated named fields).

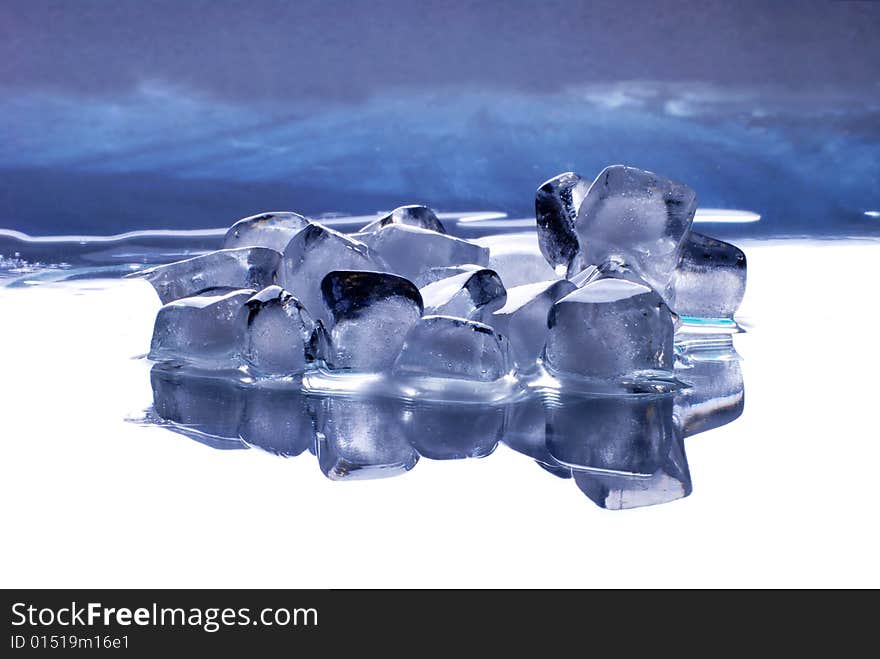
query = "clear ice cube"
xmin=277 ymin=223 xmax=387 ymax=323
xmin=392 ymin=315 xmax=509 ymax=382
xmin=671 ymin=232 xmax=747 ymax=319
xmin=489 ymin=279 xmax=576 ymax=371
xmin=419 ymin=268 xmax=506 ymax=322
xmin=148 ymin=288 xmax=254 ymax=366
xmin=534 ymin=171 xmax=590 ymax=273
xmin=474 ymin=231 xmax=562 ymax=288
xmin=222 ymin=211 xmax=311 ymax=252
xmin=315 ymin=396 xmax=419 ymax=480
xmin=321 ymin=271 xmax=423 ymax=371
xmin=240 ymin=285 xmax=320 ymax=376
xmin=544 ymin=278 xmax=675 ymax=379
xmin=358 ymin=204 xmax=448 ymax=234
xmin=133 ymin=247 xmax=280 ymax=304
xmin=358 ymin=224 xmax=489 ymax=282
xmin=574 ymin=165 xmax=697 ymax=290
xmin=413 ymin=264 xmax=484 ymax=288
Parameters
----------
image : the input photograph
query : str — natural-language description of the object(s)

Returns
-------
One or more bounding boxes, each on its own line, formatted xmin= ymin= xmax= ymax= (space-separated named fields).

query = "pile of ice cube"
xmin=135 ymin=165 xmax=746 ymax=387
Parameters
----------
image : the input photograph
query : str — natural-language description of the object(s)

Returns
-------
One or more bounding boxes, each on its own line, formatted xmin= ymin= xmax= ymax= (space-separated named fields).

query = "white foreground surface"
xmin=1 ymin=239 xmax=878 ymax=588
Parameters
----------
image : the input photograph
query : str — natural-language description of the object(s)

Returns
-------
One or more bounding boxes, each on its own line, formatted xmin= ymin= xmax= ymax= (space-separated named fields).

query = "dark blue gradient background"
xmin=1 ymin=0 xmax=878 ymax=236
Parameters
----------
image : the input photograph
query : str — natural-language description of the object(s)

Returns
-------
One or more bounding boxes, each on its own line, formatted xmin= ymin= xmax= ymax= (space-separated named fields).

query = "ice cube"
xmin=671 ymin=232 xmax=747 ymax=319
xmin=413 ymin=264 xmax=484 ymax=288
xmin=473 ymin=231 xmax=562 ymax=288
xmin=574 ymin=165 xmax=697 ymax=290
xmin=240 ymin=285 xmax=320 ymax=376
xmin=277 ymin=223 xmax=387 ymax=323
xmin=358 ymin=204 xmax=447 ymax=234
xmin=315 ymin=396 xmax=418 ymax=480
xmin=148 ymin=288 xmax=254 ymax=367
xmin=489 ymin=279 xmax=576 ymax=371
xmin=419 ymin=269 xmax=506 ymax=322
xmin=674 ymin=335 xmax=744 ymax=437
xmin=150 ymin=365 xmax=247 ymax=449
xmin=239 ymin=388 xmax=316 ymax=457
xmin=544 ymin=278 xmax=675 ymax=379
xmin=534 ymin=172 xmax=590 ymax=273
xmin=358 ymin=224 xmax=489 ymax=282
xmin=547 ymin=394 xmax=692 ymax=509
xmin=321 ymin=271 xmax=423 ymax=371
xmin=405 ymin=402 xmax=503 ymax=460
xmin=223 ymin=211 xmax=310 ymax=251
xmin=132 ymin=247 xmax=280 ymax=304
xmin=392 ymin=315 xmax=509 ymax=382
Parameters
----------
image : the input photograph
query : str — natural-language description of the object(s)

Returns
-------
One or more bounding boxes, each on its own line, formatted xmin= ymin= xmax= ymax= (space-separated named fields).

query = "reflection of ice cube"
xmin=358 ymin=205 xmax=447 ymax=234
xmin=503 ymin=396 xmax=569 ymax=472
xmin=671 ymin=232 xmax=747 ymax=319
xmin=223 ymin=211 xmax=310 ymax=251
xmin=393 ymin=315 xmax=509 ymax=382
xmin=404 ymin=402 xmax=503 ymax=459
xmin=240 ymin=285 xmax=319 ymax=375
xmin=475 ymin=232 xmax=561 ymax=288
xmin=277 ymin=224 xmax=386 ymax=323
xmin=545 ymin=278 xmax=674 ymax=378
xmin=132 ymin=247 xmax=280 ymax=304
xmin=359 ymin=224 xmax=488 ymax=282
xmin=575 ymin=165 xmax=696 ymax=290
xmin=239 ymin=388 xmax=316 ymax=457
xmin=535 ymin=172 xmax=589 ymax=273
xmin=490 ymin=279 xmax=575 ymax=371
xmin=148 ymin=288 xmax=254 ymax=366
xmin=674 ymin=335 xmax=744 ymax=437
xmin=546 ymin=394 xmax=691 ymax=509
xmin=315 ymin=396 xmax=418 ymax=480
xmin=419 ymin=269 xmax=506 ymax=322
xmin=321 ymin=271 xmax=423 ymax=371
xmin=149 ymin=365 xmax=247 ymax=449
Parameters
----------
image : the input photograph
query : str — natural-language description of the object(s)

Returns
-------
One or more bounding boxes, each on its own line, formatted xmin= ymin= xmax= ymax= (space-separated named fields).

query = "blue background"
xmin=1 ymin=0 xmax=878 ymax=237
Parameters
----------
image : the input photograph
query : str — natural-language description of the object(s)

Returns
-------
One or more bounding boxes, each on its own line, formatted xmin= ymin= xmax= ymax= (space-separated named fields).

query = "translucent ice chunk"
xmin=573 ymin=165 xmax=697 ymax=289
xmin=148 ymin=288 xmax=254 ymax=366
xmin=358 ymin=204 xmax=447 ymax=234
xmin=222 ymin=211 xmax=310 ymax=251
xmin=277 ymin=224 xmax=387 ymax=323
xmin=392 ymin=315 xmax=509 ymax=382
xmin=546 ymin=394 xmax=692 ymax=510
xmin=674 ymin=335 xmax=744 ymax=437
xmin=240 ymin=285 xmax=320 ymax=375
xmin=489 ymin=279 xmax=576 ymax=371
xmin=358 ymin=224 xmax=489 ymax=282
xmin=239 ymin=389 xmax=316 ymax=457
xmin=149 ymin=365 xmax=247 ymax=449
xmin=315 ymin=396 xmax=418 ymax=480
xmin=405 ymin=402 xmax=503 ymax=460
xmin=474 ymin=232 xmax=562 ymax=288
xmin=321 ymin=271 xmax=423 ymax=371
xmin=419 ymin=269 xmax=506 ymax=322
xmin=671 ymin=232 xmax=747 ymax=319
xmin=534 ymin=172 xmax=590 ymax=273
xmin=413 ymin=264 xmax=483 ymax=288
xmin=544 ymin=278 xmax=675 ymax=378
xmin=132 ymin=247 xmax=280 ymax=304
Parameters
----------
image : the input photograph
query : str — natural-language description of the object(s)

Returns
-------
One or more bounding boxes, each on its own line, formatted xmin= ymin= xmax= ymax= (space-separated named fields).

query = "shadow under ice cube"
xmin=544 ymin=278 xmax=674 ymax=379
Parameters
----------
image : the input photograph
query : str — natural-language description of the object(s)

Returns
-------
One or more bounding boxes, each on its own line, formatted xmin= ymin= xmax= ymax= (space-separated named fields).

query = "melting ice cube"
xmin=240 ymin=285 xmax=320 ymax=376
xmin=544 ymin=278 xmax=674 ymax=379
xmin=419 ymin=269 xmax=506 ymax=322
xmin=223 ymin=211 xmax=311 ymax=251
xmin=321 ymin=270 xmax=423 ymax=371
xmin=671 ymin=232 xmax=747 ymax=319
xmin=358 ymin=204 xmax=448 ymax=234
xmin=148 ymin=288 xmax=254 ymax=366
xmin=132 ymin=247 xmax=280 ymax=304
xmin=414 ymin=264 xmax=484 ymax=288
xmin=534 ymin=171 xmax=590 ymax=274
xmin=474 ymin=231 xmax=562 ymax=288
xmin=358 ymin=224 xmax=488 ymax=282
xmin=392 ymin=315 xmax=509 ymax=382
